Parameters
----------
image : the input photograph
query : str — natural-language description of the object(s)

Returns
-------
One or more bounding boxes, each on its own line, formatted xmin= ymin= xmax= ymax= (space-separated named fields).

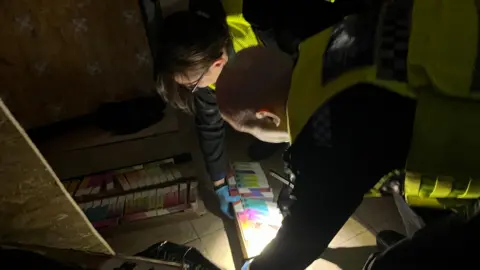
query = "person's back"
xmin=216 ymin=0 xmax=480 ymax=268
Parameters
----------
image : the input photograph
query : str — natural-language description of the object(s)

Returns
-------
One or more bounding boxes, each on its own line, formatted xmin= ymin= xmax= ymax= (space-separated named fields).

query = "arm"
xmin=250 ymin=85 xmax=416 ymax=269
xmin=193 ymin=89 xmax=229 ymax=184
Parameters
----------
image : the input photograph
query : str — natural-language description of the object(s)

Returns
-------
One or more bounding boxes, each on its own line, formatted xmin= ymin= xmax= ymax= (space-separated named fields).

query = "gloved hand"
xmin=241 ymin=259 xmax=253 ymax=270
xmin=215 ymin=185 xmax=241 ymax=219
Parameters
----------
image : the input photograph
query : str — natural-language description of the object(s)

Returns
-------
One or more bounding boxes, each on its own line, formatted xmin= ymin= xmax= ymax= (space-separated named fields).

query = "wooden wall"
xmin=0 ymin=98 xmax=113 ymax=254
xmin=0 ymin=0 xmax=154 ymax=129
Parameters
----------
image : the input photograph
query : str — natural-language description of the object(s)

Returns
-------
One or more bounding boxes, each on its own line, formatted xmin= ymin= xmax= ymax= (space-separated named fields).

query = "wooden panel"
xmin=43 ymin=131 xmax=191 ymax=179
xmin=0 ymin=0 xmax=153 ymax=129
xmin=0 ymin=98 xmax=113 ymax=254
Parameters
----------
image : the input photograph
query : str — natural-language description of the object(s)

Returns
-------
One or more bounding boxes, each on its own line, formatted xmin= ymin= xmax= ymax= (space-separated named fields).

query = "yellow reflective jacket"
xmin=287 ymin=0 xmax=480 ymax=208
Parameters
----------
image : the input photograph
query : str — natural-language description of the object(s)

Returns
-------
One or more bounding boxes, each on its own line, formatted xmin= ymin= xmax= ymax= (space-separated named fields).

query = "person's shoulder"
xmin=194 ymin=87 xmax=217 ymax=109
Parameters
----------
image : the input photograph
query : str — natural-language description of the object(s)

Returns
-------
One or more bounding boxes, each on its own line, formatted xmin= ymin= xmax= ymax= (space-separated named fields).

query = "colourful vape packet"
xmin=107 ymin=197 xmax=118 ymax=218
xmin=75 ymin=177 xmax=92 ymax=197
xmin=229 ymin=187 xmax=274 ymax=200
xmin=67 ymin=179 xmax=81 ymax=196
xmin=116 ymin=195 xmax=126 ymax=216
xmin=132 ymin=192 xmax=143 ymax=213
xmin=155 ymin=188 xmax=164 ymax=209
xmin=155 ymin=167 xmax=168 ymax=183
xmin=124 ymin=171 xmax=140 ymax=189
xmin=124 ymin=194 xmax=135 ymax=214
xmin=163 ymin=186 xmax=178 ymax=208
xmin=116 ymin=174 xmax=131 ymax=191
xmin=105 ymin=174 xmax=115 ymax=191
xmin=150 ymin=190 xmax=157 ymax=208
xmin=179 ymin=183 xmax=188 ymax=204
xmin=143 ymin=163 xmax=158 ymax=184
xmin=164 ymin=167 xmax=175 ymax=182
xmin=171 ymin=166 xmax=182 ymax=179
xmin=137 ymin=169 xmax=151 ymax=187
xmin=89 ymin=174 xmax=105 ymax=195
xmin=189 ymin=182 xmax=198 ymax=203
xmin=141 ymin=191 xmax=149 ymax=211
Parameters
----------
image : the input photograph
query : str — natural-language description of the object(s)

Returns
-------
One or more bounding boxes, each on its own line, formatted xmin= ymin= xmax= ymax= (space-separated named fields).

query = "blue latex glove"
xmin=215 ymin=185 xmax=241 ymax=219
xmin=242 ymin=259 xmax=253 ymax=270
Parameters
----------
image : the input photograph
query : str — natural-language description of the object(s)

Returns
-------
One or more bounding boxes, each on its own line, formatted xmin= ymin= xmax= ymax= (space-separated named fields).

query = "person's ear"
xmin=213 ymin=56 xmax=227 ymax=68
xmin=213 ymin=51 xmax=229 ymax=68
xmin=256 ymin=110 xmax=281 ymax=127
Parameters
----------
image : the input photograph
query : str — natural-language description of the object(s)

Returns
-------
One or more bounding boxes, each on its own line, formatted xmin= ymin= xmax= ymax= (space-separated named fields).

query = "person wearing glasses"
xmin=155 ymin=0 xmax=355 ymax=218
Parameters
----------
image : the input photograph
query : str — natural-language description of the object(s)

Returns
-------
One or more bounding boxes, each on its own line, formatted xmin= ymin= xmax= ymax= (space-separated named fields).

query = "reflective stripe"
xmin=227 ymin=14 xmax=260 ymax=52
xmin=405 ymin=173 xmax=480 ymax=199
xmin=404 ymin=196 xmax=475 ymax=209
xmin=460 ymin=179 xmax=480 ymax=199
xmin=222 ymin=0 xmax=260 ymax=52
xmin=376 ymin=0 xmax=412 ymax=82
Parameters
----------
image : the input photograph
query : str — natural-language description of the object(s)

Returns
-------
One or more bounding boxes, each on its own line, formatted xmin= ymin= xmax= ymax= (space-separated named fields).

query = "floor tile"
xmin=321 ymin=231 xmax=377 ymax=270
xmin=191 ymin=212 xmax=224 ymax=238
xmin=341 ymin=230 xmax=377 ymax=247
xmin=201 ymin=230 xmax=235 ymax=270
xmin=307 ymin=258 xmax=342 ymax=270
xmin=106 ymin=220 xmax=197 ymax=254
xmin=354 ymin=197 xmax=402 ymax=233
xmin=329 ymin=217 xmax=369 ymax=247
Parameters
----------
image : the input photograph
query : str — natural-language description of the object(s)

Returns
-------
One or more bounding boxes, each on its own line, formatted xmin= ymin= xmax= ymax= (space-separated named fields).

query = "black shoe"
xmin=376 ymin=230 xmax=406 ymax=252
xmin=247 ymin=140 xmax=287 ymax=161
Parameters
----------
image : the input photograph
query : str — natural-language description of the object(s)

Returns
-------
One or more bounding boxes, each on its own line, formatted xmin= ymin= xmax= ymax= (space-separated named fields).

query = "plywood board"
xmin=0 ymin=0 xmax=153 ymax=129
xmin=0 ymin=98 xmax=113 ymax=254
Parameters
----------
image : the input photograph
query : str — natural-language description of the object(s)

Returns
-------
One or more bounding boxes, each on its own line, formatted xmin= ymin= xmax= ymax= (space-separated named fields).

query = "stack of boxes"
xmin=228 ymin=162 xmax=283 ymax=259
xmin=62 ymin=158 xmax=197 ymax=228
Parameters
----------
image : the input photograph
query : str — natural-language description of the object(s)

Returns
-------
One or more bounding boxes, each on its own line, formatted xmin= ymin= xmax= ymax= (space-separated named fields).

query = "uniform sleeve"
xmin=193 ymin=89 xmax=229 ymax=182
xmin=243 ymin=0 xmax=359 ymax=55
xmin=250 ymin=84 xmax=416 ymax=270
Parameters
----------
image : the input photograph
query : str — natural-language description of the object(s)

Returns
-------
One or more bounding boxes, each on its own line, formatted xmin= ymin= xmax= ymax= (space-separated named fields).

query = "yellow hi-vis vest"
xmin=287 ymin=0 xmax=480 ymax=209
xmin=209 ymin=0 xmax=261 ymax=90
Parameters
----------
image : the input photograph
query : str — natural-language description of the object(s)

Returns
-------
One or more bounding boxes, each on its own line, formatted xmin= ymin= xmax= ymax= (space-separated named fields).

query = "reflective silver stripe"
xmin=376 ymin=0 xmax=413 ymax=82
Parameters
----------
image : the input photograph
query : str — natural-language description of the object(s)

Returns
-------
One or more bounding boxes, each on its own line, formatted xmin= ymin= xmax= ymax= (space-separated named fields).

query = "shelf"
xmin=75 ymin=176 xmax=196 ymax=204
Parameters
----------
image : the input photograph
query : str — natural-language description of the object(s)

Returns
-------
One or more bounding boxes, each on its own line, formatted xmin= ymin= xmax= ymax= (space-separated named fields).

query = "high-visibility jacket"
xmin=286 ymin=0 xmax=480 ymax=209
xmin=209 ymin=0 xmax=260 ymax=90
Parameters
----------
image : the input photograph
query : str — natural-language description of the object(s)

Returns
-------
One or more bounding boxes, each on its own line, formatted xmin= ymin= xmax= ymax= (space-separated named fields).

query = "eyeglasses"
xmin=186 ymin=67 xmax=209 ymax=93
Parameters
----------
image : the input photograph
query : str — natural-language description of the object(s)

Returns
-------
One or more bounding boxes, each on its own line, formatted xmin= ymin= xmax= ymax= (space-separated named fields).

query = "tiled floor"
xmin=106 ymin=129 xmax=406 ymax=269
xmin=106 ymin=207 xmax=401 ymax=270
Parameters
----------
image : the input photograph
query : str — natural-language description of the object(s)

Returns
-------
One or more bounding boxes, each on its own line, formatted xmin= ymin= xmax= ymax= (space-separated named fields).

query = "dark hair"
xmin=156 ymin=11 xmax=231 ymax=113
